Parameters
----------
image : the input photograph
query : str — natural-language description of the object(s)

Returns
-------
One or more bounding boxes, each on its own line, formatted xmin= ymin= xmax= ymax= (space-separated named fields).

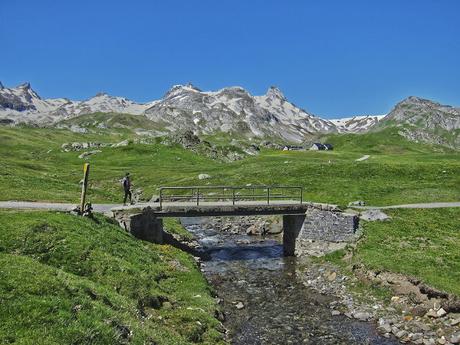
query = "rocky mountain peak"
xmin=94 ymin=92 xmax=109 ymax=98
xmin=164 ymin=83 xmax=202 ymax=99
xmin=266 ymin=86 xmax=286 ymax=101
xmin=216 ymin=86 xmax=251 ymax=99
xmin=0 ymin=81 xmax=4 ymax=89
xmin=18 ymin=82 xmax=31 ymax=89
xmin=397 ymin=96 xmax=443 ymax=108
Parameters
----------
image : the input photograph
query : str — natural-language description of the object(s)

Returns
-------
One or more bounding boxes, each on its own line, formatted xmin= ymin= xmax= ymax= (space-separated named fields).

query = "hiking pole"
xmin=80 ymin=163 xmax=90 ymax=215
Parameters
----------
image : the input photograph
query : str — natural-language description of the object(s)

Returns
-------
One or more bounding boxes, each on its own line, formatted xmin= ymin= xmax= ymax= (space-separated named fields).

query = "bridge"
xmin=112 ymin=186 xmax=351 ymax=256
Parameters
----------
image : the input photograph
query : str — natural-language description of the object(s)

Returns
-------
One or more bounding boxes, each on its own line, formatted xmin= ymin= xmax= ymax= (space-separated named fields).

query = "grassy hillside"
xmin=0 ymin=210 xmax=225 ymax=345
xmin=0 ymin=126 xmax=459 ymax=206
xmin=322 ymin=127 xmax=453 ymax=154
xmin=57 ymin=112 xmax=167 ymax=133
xmin=327 ymin=208 xmax=460 ymax=296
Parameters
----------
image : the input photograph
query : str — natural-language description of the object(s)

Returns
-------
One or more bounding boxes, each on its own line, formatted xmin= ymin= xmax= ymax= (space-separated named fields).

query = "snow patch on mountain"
xmin=330 ymin=115 xmax=385 ymax=133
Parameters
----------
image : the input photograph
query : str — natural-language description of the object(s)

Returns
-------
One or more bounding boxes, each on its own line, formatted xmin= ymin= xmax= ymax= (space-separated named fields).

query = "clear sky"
xmin=1 ymin=0 xmax=459 ymax=118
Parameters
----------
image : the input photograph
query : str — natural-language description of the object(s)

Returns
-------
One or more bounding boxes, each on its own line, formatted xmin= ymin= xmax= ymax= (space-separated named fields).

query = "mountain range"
xmin=0 ymin=82 xmax=458 ymax=148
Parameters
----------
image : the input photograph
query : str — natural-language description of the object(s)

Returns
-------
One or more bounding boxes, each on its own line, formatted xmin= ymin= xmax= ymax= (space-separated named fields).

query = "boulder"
xmin=450 ymin=331 xmax=460 ymax=344
xmin=198 ymin=173 xmax=211 ymax=180
xmin=78 ymin=150 xmax=101 ymax=159
xmin=348 ymin=200 xmax=366 ymax=207
xmin=353 ymin=311 xmax=372 ymax=321
xmin=112 ymin=139 xmax=130 ymax=147
xmin=360 ymin=209 xmax=391 ymax=221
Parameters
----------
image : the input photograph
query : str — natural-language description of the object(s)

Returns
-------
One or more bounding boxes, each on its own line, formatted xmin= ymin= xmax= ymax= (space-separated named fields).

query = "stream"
xmin=182 ymin=217 xmax=400 ymax=345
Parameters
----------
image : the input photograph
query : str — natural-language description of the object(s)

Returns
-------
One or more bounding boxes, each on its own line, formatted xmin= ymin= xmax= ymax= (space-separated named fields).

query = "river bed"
xmin=182 ymin=218 xmax=399 ymax=345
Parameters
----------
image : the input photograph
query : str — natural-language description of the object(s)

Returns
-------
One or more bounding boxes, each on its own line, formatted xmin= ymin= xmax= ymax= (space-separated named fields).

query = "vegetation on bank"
xmin=326 ymin=208 xmax=460 ymax=296
xmin=0 ymin=210 xmax=225 ymax=345
xmin=0 ymin=126 xmax=459 ymax=207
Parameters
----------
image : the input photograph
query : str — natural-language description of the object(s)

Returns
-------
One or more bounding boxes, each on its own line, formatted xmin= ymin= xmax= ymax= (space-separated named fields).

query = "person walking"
xmin=122 ymin=172 xmax=132 ymax=205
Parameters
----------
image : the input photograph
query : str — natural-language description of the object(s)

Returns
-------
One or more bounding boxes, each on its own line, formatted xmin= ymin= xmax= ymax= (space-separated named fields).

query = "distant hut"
xmin=310 ymin=143 xmax=333 ymax=151
xmin=310 ymin=143 xmax=326 ymax=150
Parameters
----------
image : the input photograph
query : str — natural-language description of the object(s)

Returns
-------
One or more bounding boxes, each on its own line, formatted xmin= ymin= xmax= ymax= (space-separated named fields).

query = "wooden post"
xmin=80 ymin=163 xmax=90 ymax=214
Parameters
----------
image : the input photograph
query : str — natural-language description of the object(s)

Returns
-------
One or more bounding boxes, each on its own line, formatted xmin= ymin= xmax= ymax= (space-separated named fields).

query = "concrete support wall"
xmin=114 ymin=208 xmax=164 ymax=244
xmin=283 ymin=214 xmax=306 ymax=256
xmin=298 ymin=208 xmax=358 ymax=242
xmin=283 ymin=208 xmax=359 ymax=257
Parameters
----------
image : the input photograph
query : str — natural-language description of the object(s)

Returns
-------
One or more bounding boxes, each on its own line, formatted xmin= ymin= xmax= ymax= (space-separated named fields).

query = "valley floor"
xmin=0 ymin=125 xmax=459 ymax=343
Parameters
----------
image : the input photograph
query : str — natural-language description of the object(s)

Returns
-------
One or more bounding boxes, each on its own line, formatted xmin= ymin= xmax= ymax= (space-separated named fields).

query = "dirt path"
xmin=353 ymin=202 xmax=460 ymax=209
xmin=1 ymin=201 xmax=460 ymax=213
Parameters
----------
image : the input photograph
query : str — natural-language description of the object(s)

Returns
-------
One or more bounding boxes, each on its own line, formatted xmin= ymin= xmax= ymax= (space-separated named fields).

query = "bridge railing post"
xmin=232 ymin=188 xmax=235 ymax=205
xmin=196 ymin=187 xmax=200 ymax=206
xmin=267 ymin=187 xmax=270 ymax=205
xmin=159 ymin=188 xmax=163 ymax=209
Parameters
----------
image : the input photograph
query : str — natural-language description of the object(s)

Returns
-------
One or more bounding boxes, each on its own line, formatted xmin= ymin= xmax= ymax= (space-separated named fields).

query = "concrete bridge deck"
xmin=112 ymin=200 xmax=334 ymax=218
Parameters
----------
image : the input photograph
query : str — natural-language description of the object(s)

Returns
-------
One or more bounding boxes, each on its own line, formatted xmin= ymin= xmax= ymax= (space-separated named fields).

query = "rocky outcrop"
xmin=378 ymin=96 xmax=460 ymax=148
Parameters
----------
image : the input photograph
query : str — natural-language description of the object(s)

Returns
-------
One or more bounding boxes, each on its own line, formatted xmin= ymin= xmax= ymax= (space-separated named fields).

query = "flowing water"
xmin=182 ymin=218 xmax=399 ymax=345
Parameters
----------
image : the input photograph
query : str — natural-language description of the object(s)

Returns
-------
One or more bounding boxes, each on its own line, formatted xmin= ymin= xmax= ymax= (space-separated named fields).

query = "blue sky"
xmin=1 ymin=0 xmax=459 ymax=118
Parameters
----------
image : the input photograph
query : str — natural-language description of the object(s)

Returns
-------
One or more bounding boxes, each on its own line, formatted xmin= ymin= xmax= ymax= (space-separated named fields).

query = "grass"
xmin=326 ymin=208 xmax=460 ymax=296
xmin=355 ymin=208 xmax=460 ymax=296
xmin=0 ymin=126 xmax=459 ymax=207
xmin=0 ymin=210 xmax=225 ymax=345
xmin=57 ymin=112 xmax=166 ymax=132
xmin=164 ymin=218 xmax=195 ymax=241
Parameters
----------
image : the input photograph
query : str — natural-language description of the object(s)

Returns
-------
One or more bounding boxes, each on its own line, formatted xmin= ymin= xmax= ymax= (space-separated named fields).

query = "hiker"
xmin=122 ymin=172 xmax=132 ymax=205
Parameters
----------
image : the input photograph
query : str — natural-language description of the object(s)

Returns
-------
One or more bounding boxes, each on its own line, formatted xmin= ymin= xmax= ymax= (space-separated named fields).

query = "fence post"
xmin=80 ymin=163 xmax=90 ymax=214
xmin=267 ymin=187 xmax=270 ymax=205
xmin=232 ymin=188 xmax=235 ymax=205
xmin=197 ymin=188 xmax=200 ymax=206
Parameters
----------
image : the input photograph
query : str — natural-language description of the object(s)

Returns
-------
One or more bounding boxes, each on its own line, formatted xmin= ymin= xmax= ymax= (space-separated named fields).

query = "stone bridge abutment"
xmin=112 ymin=203 xmax=359 ymax=256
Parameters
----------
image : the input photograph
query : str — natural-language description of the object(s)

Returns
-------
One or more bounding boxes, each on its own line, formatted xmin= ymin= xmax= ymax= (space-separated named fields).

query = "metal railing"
xmin=158 ymin=185 xmax=303 ymax=209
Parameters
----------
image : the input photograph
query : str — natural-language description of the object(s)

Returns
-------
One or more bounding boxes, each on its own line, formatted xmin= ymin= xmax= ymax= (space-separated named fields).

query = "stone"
xmin=78 ymin=150 xmax=101 ymax=159
xmin=414 ymin=321 xmax=432 ymax=332
xmin=437 ymin=337 xmax=447 ymax=345
xmin=391 ymin=296 xmax=400 ymax=303
xmin=404 ymin=315 xmax=413 ymax=321
xmin=112 ymin=139 xmax=130 ymax=147
xmin=450 ymin=331 xmax=460 ymax=344
xmin=360 ymin=209 xmax=391 ymax=221
xmin=353 ymin=311 xmax=372 ymax=321
xmin=331 ymin=310 xmax=341 ymax=316
xmin=436 ymin=308 xmax=447 ymax=317
xmin=327 ymin=272 xmax=337 ymax=281
xmin=235 ymin=302 xmax=245 ymax=310
xmin=426 ymin=309 xmax=440 ymax=318
xmin=377 ymin=323 xmax=392 ymax=334
xmin=348 ymin=200 xmax=366 ymax=207
xmin=198 ymin=173 xmax=211 ymax=180
xmin=395 ymin=330 xmax=408 ymax=339
xmin=450 ymin=318 xmax=460 ymax=326
xmin=411 ymin=333 xmax=423 ymax=341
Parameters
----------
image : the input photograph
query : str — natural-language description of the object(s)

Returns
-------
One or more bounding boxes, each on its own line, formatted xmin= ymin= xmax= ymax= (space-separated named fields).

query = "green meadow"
xmin=0 ymin=210 xmax=225 ymax=345
xmin=1 ymin=126 xmax=459 ymax=207
xmin=0 ymin=124 xmax=459 ymax=343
